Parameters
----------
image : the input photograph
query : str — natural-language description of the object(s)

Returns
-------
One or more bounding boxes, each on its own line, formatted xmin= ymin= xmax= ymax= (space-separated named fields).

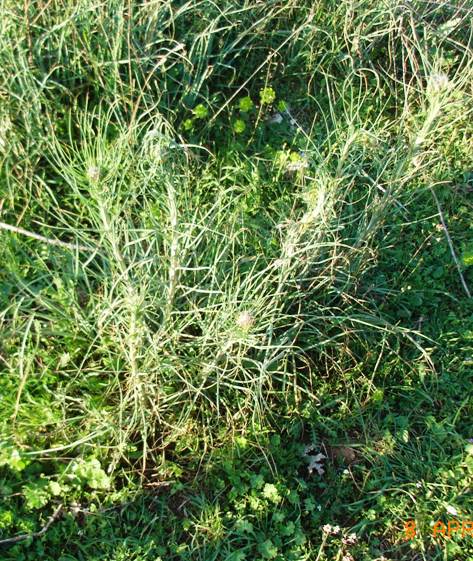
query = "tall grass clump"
xmin=0 ymin=0 xmax=472 ymax=482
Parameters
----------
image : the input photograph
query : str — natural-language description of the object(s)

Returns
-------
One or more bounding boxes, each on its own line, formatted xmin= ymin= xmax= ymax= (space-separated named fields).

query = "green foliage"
xmin=233 ymin=119 xmax=246 ymax=134
xmin=70 ymin=459 xmax=111 ymax=490
xmin=259 ymin=88 xmax=276 ymax=105
xmin=238 ymin=97 xmax=254 ymax=113
xmin=462 ymin=248 xmax=473 ymax=267
xmin=192 ymin=104 xmax=209 ymax=119
xmin=0 ymin=447 xmax=29 ymax=472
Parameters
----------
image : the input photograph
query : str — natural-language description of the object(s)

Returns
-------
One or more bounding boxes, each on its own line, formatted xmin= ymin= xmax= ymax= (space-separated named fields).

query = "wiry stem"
xmin=0 ymin=220 xmax=95 ymax=252
xmin=430 ymin=187 xmax=471 ymax=298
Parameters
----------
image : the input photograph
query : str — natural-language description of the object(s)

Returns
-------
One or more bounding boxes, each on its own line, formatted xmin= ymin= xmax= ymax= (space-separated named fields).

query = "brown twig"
xmin=0 ymin=505 xmax=63 ymax=546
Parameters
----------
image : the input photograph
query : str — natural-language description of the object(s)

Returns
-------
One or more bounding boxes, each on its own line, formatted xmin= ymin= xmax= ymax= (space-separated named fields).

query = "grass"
xmin=0 ymin=0 xmax=473 ymax=559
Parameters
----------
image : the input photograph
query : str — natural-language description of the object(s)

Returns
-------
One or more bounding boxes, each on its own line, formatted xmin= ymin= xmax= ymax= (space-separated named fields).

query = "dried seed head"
xmin=0 ymin=116 xmax=12 ymax=152
xmin=428 ymin=72 xmax=451 ymax=93
xmin=87 ymin=165 xmax=100 ymax=183
xmin=236 ymin=310 xmax=254 ymax=330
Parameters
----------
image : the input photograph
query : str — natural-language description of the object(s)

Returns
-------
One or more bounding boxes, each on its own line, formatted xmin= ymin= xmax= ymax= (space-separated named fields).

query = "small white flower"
xmin=446 ymin=505 xmax=458 ymax=516
xmin=320 ymin=524 xmax=339 ymax=537
xmin=342 ymin=554 xmax=354 ymax=561
xmin=342 ymin=533 xmax=358 ymax=545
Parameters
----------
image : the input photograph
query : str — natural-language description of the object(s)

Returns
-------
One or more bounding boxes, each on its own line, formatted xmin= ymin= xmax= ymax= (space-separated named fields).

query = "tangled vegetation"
xmin=1 ymin=1 xmax=472 ymax=559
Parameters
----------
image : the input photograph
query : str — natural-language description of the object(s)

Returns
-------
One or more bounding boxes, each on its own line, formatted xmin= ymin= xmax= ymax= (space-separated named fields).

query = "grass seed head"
xmin=86 ymin=165 xmax=100 ymax=183
xmin=236 ymin=311 xmax=254 ymax=331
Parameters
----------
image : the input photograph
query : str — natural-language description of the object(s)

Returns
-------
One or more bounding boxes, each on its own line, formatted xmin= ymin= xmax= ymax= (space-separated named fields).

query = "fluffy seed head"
xmin=428 ymin=72 xmax=450 ymax=93
xmin=87 ymin=165 xmax=100 ymax=183
xmin=236 ymin=311 xmax=254 ymax=330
